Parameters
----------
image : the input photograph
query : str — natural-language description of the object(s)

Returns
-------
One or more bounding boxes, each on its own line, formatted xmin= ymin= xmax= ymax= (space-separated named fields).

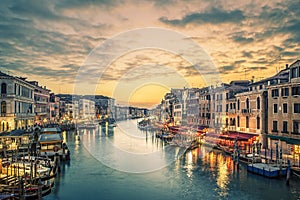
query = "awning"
xmin=268 ymin=135 xmax=300 ymax=145
xmin=38 ymin=133 xmax=63 ymax=142
xmin=41 ymin=127 xmax=62 ymax=134
xmin=219 ymin=131 xmax=258 ymax=141
xmin=0 ymin=130 xmax=33 ymax=137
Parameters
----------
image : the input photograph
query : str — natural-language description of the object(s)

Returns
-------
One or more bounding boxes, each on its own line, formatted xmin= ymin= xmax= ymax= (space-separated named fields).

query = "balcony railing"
xmin=1 ymin=93 xmax=34 ymax=100
xmin=0 ymin=113 xmax=15 ymax=117
xmin=35 ymin=100 xmax=48 ymax=104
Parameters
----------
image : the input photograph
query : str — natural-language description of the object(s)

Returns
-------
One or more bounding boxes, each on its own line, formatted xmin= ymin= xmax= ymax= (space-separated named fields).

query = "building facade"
xmin=115 ymin=106 xmax=129 ymax=121
xmin=186 ymin=88 xmax=200 ymax=126
xmin=0 ymin=72 xmax=35 ymax=131
xmin=160 ymin=92 xmax=176 ymax=124
xmin=267 ymin=61 xmax=300 ymax=160
xmin=198 ymin=87 xmax=212 ymax=127
xmin=79 ymin=99 xmax=95 ymax=120
xmin=213 ymin=81 xmax=249 ymax=133
xmin=29 ymin=81 xmax=50 ymax=125
xmin=49 ymin=93 xmax=60 ymax=122
xmin=235 ymin=90 xmax=266 ymax=145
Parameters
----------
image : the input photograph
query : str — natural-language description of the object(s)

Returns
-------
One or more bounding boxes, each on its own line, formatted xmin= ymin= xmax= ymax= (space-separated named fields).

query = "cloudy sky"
xmin=0 ymin=0 xmax=299 ymax=107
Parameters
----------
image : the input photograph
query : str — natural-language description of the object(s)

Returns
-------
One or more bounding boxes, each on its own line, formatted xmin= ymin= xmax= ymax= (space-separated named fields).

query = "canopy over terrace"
xmin=0 ymin=129 xmax=33 ymax=137
xmin=168 ymin=125 xmax=208 ymax=134
xmin=220 ymin=131 xmax=259 ymax=142
xmin=0 ymin=129 xmax=34 ymax=150
xmin=268 ymin=135 xmax=300 ymax=145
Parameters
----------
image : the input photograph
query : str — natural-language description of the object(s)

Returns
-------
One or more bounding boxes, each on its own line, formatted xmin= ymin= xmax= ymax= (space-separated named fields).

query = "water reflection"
xmin=185 ymin=151 xmax=194 ymax=178
xmin=45 ymin=122 xmax=300 ymax=200
xmin=216 ymin=154 xmax=230 ymax=197
xmin=180 ymin=147 xmax=234 ymax=199
xmin=79 ymin=120 xmax=186 ymax=173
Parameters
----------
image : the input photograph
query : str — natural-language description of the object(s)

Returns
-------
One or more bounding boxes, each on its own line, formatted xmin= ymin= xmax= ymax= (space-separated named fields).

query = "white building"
xmin=79 ymin=99 xmax=95 ymax=120
xmin=0 ymin=72 xmax=35 ymax=131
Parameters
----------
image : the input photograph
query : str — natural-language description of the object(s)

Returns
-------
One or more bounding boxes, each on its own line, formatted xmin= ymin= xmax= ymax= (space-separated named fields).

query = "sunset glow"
xmin=1 ymin=0 xmax=299 ymax=107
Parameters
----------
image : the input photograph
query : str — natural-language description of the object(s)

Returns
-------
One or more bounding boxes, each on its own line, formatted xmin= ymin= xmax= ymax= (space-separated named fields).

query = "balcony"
xmin=228 ymin=126 xmax=236 ymax=131
xmin=15 ymin=113 xmax=35 ymax=117
xmin=0 ymin=113 xmax=15 ymax=117
xmin=36 ymin=100 xmax=48 ymax=105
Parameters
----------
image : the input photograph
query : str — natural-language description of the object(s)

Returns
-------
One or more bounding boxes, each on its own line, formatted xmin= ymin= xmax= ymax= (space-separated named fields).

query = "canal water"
xmin=45 ymin=120 xmax=300 ymax=200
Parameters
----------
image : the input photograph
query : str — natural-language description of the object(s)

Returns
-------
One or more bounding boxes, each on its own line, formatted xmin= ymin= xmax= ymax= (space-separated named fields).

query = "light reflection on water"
xmin=216 ymin=154 xmax=230 ymax=197
xmin=45 ymin=120 xmax=300 ymax=200
xmin=79 ymin=120 xmax=187 ymax=173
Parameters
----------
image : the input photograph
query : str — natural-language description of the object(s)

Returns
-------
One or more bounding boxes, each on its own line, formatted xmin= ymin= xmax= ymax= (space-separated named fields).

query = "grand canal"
xmin=45 ymin=120 xmax=300 ymax=200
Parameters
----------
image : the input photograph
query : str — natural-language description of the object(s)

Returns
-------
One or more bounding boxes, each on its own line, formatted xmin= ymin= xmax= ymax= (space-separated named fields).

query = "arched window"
xmin=257 ymin=97 xmax=260 ymax=109
xmin=1 ymin=101 xmax=6 ymax=114
xmin=1 ymin=83 xmax=7 ymax=94
xmin=237 ymin=99 xmax=240 ymax=110
xmin=246 ymin=116 xmax=249 ymax=128
xmin=257 ymin=116 xmax=260 ymax=129
xmin=246 ymin=98 xmax=250 ymax=109
xmin=237 ymin=116 xmax=240 ymax=127
xmin=2 ymin=121 xmax=5 ymax=131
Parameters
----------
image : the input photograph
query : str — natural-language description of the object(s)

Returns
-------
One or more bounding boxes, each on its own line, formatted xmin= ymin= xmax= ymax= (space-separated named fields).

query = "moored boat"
xmin=23 ymin=178 xmax=54 ymax=200
xmin=247 ymin=163 xmax=287 ymax=178
xmin=38 ymin=134 xmax=70 ymax=160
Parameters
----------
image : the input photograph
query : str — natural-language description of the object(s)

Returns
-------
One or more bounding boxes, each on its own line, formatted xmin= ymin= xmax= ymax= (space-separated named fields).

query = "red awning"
xmin=219 ymin=131 xmax=258 ymax=141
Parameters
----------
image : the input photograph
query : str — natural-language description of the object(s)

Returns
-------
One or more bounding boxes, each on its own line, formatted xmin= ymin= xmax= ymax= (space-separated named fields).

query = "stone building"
xmin=267 ymin=61 xmax=300 ymax=159
xmin=160 ymin=92 xmax=176 ymax=124
xmin=235 ymin=89 xmax=267 ymax=146
xmin=186 ymin=88 xmax=200 ymax=126
xmin=115 ymin=106 xmax=129 ymax=121
xmin=214 ymin=81 xmax=249 ymax=133
xmin=198 ymin=87 xmax=212 ymax=127
xmin=0 ymin=72 xmax=35 ymax=131
xmin=79 ymin=99 xmax=95 ymax=120
xmin=49 ymin=93 xmax=60 ymax=122
xmin=28 ymin=81 xmax=50 ymax=125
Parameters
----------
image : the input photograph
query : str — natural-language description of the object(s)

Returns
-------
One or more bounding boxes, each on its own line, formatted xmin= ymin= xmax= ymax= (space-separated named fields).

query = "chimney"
xmin=286 ymin=64 xmax=289 ymax=69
